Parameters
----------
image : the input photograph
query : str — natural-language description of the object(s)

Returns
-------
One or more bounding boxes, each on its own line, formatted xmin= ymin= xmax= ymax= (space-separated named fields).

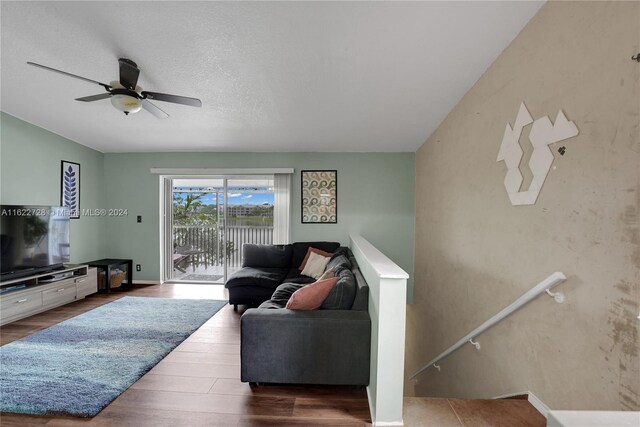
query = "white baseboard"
xmin=528 ymin=392 xmax=550 ymax=418
xmin=493 ymin=390 xmax=529 ymax=399
xmin=493 ymin=390 xmax=550 ymax=418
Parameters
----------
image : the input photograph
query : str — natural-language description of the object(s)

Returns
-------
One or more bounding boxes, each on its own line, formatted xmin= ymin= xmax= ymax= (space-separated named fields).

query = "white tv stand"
xmin=0 ymin=264 xmax=98 ymax=326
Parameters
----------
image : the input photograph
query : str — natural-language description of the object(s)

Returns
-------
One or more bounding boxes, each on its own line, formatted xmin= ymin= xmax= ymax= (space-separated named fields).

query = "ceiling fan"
xmin=27 ymin=58 xmax=202 ymax=118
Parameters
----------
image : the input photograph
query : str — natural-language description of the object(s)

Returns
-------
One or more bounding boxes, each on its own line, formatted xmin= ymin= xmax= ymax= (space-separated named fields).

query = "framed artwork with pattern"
xmin=301 ymin=170 xmax=337 ymax=224
xmin=60 ymin=160 xmax=80 ymax=219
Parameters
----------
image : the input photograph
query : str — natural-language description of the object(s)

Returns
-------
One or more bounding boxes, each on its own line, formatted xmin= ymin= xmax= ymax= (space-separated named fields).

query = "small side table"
xmin=85 ymin=259 xmax=133 ymax=293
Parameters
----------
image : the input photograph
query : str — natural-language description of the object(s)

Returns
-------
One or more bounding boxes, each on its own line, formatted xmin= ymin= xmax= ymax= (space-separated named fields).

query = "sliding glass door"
xmin=224 ymin=178 xmax=274 ymax=277
xmin=165 ymin=176 xmax=274 ymax=283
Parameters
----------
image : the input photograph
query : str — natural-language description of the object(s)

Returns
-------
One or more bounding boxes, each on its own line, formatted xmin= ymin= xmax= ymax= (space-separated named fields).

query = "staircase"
xmin=404 ymin=273 xmax=567 ymax=426
xmin=403 ymin=397 xmax=546 ymax=427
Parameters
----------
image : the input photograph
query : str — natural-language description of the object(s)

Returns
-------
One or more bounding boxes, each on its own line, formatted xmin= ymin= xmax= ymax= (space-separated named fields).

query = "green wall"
xmin=103 ymin=152 xmax=415 ymax=293
xmin=0 ymin=113 xmax=415 ymax=293
xmin=0 ymin=112 xmax=106 ymax=262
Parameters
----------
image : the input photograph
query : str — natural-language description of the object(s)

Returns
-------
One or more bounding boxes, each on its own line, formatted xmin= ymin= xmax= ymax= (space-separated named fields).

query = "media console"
xmin=0 ymin=264 xmax=98 ymax=326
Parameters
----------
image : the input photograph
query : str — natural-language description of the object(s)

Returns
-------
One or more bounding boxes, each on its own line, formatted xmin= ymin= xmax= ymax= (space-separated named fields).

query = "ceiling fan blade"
xmin=141 ymin=91 xmax=202 ymax=107
xmin=75 ymin=93 xmax=112 ymax=102
xmin=27 ymin=62 xmax=111 ymax=88
xmin=118 ymin=58 xmax=140 ymax=90
xmin=142 ymin=99 xmax=170 ymax=119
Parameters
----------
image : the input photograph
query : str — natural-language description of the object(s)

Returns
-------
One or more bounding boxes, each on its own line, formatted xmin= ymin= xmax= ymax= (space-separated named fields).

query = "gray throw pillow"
xmin=270 ymin=282 xmax=306 ymax=306
xmin=320 ymin=268 xmax=356 ymax=310
xmin=325 ymin=254 xmax=351 ymax=274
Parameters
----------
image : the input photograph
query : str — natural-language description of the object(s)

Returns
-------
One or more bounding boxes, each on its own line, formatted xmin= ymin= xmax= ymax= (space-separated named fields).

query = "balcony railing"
xmin=173 ymin=225 xmax=273 ymax=268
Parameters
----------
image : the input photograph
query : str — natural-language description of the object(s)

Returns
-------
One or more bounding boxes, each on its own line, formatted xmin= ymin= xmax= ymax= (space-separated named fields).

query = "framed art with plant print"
xmin=60 ymin=161 xmax=80 ymax=219
xmin=301 ymin=170 xmax=337 ymax=223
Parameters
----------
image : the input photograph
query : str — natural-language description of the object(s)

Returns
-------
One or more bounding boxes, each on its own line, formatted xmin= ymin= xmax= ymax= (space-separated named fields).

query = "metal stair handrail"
xmin=409 ymin=271 xmax=567 ymax=380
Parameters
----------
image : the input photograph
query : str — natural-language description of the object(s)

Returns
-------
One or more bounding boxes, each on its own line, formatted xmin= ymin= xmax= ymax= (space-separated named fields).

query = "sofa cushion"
xmin=257 ymin=300 xmax=283 ymax=309
xmin=291 ymin=242 xmax=341 ymax=269
xmin=284 ymin=268 xmax=317 ymax=284
xmin=242 ymin=244 xmax=292 ymax=268
xmin=286 ymin=277 xmax=339 ymax=310
xmin=330 ymin=246 xmax=350 ymax=260
xmin=270 ymin=282 xmax=307 ymax=307
xmin=350 ymin=267 xmax=369 ymax=311
xmin=325 ymin=254 xmax=351 ymax=274
xmin=321 ymin=267 xmax=357 ymax=310
xmin=225 ymin=267 xmax=288 ymax=289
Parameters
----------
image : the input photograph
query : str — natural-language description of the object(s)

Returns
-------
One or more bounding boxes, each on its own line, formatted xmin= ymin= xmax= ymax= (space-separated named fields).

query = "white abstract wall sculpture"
xmin=497 ymin=101 xmax=579 ymax=206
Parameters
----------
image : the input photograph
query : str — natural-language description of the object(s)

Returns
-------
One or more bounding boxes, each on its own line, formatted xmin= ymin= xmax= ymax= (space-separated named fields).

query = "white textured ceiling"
xmin=1 ymin=1 xmax=543 ymax=153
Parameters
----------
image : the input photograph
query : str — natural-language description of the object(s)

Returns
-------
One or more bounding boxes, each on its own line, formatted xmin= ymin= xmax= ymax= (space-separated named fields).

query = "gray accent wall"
xmin=408 ymin=1 xmax=639 ymax=410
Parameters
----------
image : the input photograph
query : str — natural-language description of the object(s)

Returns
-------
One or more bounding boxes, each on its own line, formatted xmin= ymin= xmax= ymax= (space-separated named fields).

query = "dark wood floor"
xmin=0 ymin=283 xmax=546 ymax=427
xmin=0 ymin=284 xmax=370 ymax=426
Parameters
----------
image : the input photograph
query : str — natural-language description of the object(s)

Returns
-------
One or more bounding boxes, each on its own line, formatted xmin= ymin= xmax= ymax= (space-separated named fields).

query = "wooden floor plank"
xmin=291 ymin=397 xmax=371 ymax=420
xmin=47 ymin=406 xmax=241 ymax=427
xmin=185 ymin=330 xmax=241 ymax=344
xmin=129 ymin=374 xmax=217 ymax=393
xmin=0 ymin=414 xmax=51 ymax=426
xmin=149 ymin=360 xmax=241 ymax=379
xmin=1 ymin=284 xmax=371 ymax=426
xmin=112 ymin=389 xmax=294 ymax=417
xmin=163 ymin=350 xmax=240 ymax=365
xmin=174 ymin=341 xmax=239 ymax=354
xmin=209 ymin=379 xmax=367 ymax=399
xmin=237 ymin=415 xmax=369 ymax=426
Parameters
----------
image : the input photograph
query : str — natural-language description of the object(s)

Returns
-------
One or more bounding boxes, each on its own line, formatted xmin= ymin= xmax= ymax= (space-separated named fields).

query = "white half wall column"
xmin=350 ymin=234 xmax=409 ymax=426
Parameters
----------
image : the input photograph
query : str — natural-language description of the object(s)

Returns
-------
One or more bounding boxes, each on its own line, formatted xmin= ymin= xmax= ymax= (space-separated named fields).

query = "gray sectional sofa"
xmin=227 ymin=242 xmax=371 ymax=386
xmin=224 ymin=241 xmax=342 ymax=309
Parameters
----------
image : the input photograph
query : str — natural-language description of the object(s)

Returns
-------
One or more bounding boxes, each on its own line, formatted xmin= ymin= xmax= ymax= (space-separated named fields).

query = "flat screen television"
xmin=0 ymin=205 xmax=71 ymax=281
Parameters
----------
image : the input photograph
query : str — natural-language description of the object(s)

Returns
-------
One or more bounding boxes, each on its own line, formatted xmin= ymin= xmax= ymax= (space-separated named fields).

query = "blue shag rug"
xmin=0 ymin=296 xmax=226 ymax=417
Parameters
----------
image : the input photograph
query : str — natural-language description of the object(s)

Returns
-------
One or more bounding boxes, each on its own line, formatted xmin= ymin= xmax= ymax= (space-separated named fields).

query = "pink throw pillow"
xmin=299 ymin=247 xmax=334 ymax=270
xmin=286 ymin=277 xmax=339 ymax=310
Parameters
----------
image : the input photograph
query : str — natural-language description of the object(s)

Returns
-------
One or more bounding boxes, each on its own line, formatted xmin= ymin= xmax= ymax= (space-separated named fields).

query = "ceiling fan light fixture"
xmin=27 ymin=62 xmax=202 ymax=119
xmin=110 ymin=93 xmax=142 ymax=115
